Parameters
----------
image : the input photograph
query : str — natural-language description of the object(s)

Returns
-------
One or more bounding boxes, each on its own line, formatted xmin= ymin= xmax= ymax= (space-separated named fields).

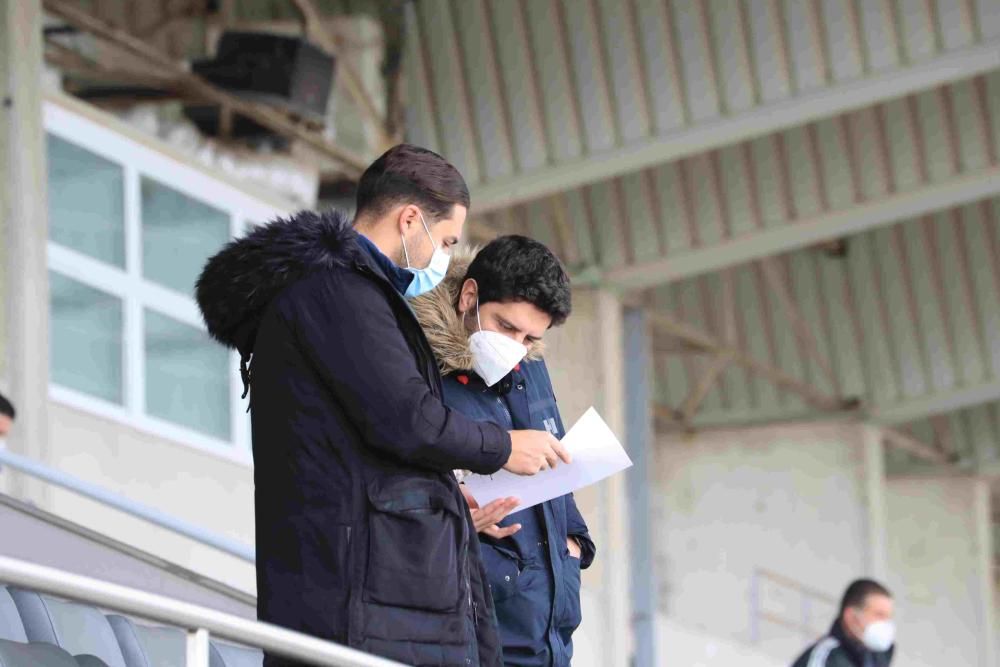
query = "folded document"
xmin=462 ymin=407 xmax=633 ymax=512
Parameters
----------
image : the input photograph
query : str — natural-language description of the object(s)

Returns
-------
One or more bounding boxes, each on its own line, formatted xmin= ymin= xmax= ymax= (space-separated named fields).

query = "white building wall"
xmin=886 ymin=476 xmax=996 ymax=667
xmin=41 ymin=401 xmax=256 ymax=594
xmin=654 ymin=421 xmax=880 ymax=663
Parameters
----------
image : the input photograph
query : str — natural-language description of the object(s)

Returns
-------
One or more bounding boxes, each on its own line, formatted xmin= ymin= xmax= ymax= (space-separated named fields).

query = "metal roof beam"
xmin=472 ymin=42 xmax=1000 ymax=214
xmin=598 ymin=165 xmax=1000 ymax=291
xmin=871 ymin=379 xmax=1000 ymax=425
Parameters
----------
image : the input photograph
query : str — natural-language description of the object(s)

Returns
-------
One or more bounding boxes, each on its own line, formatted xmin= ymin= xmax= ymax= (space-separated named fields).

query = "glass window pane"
xmin=49 ymin=272 xmax=124 ymax=404
xmin=141 ymin=178 xmax=231 ymax=294
xmin=145 ymin=310 xmax=231 ymax=440
xmin=47 ymin=135 xmax=125 ymax=266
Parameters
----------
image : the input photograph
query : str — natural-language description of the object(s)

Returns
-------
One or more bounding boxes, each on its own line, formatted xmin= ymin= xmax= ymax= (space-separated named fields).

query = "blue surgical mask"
xmin=402 ymin=211 xmax=450 ymax=299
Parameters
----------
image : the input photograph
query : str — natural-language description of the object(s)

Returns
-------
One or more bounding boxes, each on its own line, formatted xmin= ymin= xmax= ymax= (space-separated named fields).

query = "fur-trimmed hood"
xmin=410 ymin=247 xmax=544 ymax=376
xmin=196 ymin=209 xmax=359 ymax=358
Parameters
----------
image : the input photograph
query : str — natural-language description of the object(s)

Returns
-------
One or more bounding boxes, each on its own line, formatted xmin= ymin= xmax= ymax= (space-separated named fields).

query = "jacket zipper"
xmin=495 ymin=396 xmax=513 ymax=429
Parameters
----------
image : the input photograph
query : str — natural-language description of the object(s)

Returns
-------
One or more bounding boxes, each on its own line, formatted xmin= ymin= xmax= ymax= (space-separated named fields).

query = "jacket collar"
xmin=409 ymin=247 xmax=544 ymax=377
xmin=355 ymin=233 xmax=414 ymax=296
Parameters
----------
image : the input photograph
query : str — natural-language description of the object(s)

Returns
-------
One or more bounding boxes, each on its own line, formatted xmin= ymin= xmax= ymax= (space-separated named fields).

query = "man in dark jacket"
xmin=793 ymin=579 xmax=895 ymax=667
xmin=412 ymin=236 xmax=595 ymax=667
xmin=196 ymin=144 xmax=569 ymax=666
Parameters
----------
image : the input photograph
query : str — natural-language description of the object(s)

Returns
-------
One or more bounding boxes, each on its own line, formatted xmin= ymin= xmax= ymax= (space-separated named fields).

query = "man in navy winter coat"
xmin=412 ymin=236 xmax=595 ymax=667
xmin=196 ymin=145 xmax=570 ymax=666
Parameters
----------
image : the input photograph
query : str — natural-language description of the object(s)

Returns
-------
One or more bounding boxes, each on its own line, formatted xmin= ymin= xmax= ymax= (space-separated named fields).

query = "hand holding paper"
xmin=504 ymin=429 xmax=572 ymax=475
xmin=464 ymin=407 xmax=633 ymax=513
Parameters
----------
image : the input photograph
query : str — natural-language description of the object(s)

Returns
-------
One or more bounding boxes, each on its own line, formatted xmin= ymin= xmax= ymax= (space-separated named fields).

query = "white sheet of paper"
xmin=463 ymin=407 xmax=633 ymax=512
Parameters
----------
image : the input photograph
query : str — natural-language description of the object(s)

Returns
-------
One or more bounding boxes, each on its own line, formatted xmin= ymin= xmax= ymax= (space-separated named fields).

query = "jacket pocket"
xmin=480 ymin=542 xmax=521 ymax=604
xmin=364 ymin=476 xmax=463 ymax=612
xmin=555 ymin=554 xmax=583 ymax=638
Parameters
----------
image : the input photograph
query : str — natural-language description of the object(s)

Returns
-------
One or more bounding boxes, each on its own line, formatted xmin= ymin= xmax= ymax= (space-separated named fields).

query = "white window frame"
xmin=45 ymin=100 xmax=290 ymax=466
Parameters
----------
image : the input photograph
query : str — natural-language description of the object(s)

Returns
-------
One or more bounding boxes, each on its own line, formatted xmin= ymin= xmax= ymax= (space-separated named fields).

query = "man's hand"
xmin=504 ymin=429 xmax=572 ymax=475
xmin=567 ymin=536 xmax=581 ymax=559
xmin=460 ymin=485 xmax=522 ymax=539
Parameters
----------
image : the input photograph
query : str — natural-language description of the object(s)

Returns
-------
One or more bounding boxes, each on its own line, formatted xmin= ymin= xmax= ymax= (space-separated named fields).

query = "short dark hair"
xmin=0 ymin=392 xmax=15 ymax=420
xmin=840 ymin=579 xmax=892 ymax=614
xmin=355 ymin=143 xmax=470 ymax=222
xmin=465 ymin=235 xmax=571 ymax=327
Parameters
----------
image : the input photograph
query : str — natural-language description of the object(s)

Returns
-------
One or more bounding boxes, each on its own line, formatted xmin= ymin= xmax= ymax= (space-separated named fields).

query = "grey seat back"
xmin=75 ymin=657 xmax=112 ymax=667
xmin=210 ymin=641 xmax=263 ymax=667
xmin=0 ymin=638 xmax=79 ymax=667
xmin=8 ymin=589 xmax=126 ymax=667
xmin=108 ymin=615 xmax=225 ymax=667
xmin=0 ymin=588 xmax=26 ymax=642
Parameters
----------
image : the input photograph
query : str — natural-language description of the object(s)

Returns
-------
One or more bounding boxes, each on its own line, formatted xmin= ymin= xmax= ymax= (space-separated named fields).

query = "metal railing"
xmin=0 ymin=555 xmax=403 ymax=667
xmin=749 ymin=568 xmax=838 ymax=644
xmin=0 ymin=449 xmax=255 ymax=562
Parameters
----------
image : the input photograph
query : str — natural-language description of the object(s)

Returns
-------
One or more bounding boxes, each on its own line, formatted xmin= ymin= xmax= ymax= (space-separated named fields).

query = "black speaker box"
xmin=190 ymin=31 xmax=336 ymax=123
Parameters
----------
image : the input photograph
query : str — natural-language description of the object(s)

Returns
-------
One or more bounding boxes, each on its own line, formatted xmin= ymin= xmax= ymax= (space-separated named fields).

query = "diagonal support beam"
xmin=759 ymin=258 xmax=838 ymax=389
xmin=882 ymin=426 xmax=950 ymax=465
xmin=648 ymin=313 xmax=846 ymax=413
xmin=929 ymin=415 xmax=959 ymax=462
xmin=676 ymin=350 xmax=735 ymax=426
xmin=43 ymin=0 xmax=369 ymax=177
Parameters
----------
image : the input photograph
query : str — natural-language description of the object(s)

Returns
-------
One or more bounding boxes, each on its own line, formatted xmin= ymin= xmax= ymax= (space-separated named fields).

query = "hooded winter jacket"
xmin=196 ymin=210 xmax=511 ymax=666
xmin=411 ymin=253 xmax=595 ymax=667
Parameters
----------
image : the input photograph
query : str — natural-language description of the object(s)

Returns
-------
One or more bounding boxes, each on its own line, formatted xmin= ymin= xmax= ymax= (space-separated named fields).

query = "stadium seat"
xmin=3 ymin=587 xmax=262 ymax=667
xmin=0 ymin=638 xmax=94 ymax=667
xmin=210 ymin=640 xmax=263 ymax=667
xmin=73 ymin=656 xmax=111 ymax=667
xmin=7 ymin=589 xmax=126 ymax=667
xmin=108 ymin=614 xmax=230 ymax=667
xmin=0 ymin=588 xmax=26 ymax=642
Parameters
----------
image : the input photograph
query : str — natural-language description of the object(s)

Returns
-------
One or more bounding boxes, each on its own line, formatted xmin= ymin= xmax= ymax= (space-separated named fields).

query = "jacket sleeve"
xmin=284 ymin=270 xmax=512 ymax=474
xmin=565 ymin=492 xmax=596 ymax=569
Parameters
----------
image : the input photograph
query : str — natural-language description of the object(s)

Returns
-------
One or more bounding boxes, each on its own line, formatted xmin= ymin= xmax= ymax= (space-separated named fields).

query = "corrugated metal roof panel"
xmin=406 ymin=0 xmax=1000 ymax=212
xmin=478 ymin=71 xmax=1000 ymax=292
xmin=658 ymin=197 xmax=1000 ymax=430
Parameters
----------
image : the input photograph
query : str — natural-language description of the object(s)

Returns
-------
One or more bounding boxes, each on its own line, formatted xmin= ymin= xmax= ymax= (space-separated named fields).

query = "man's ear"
xmin=396 ymin=204 xmax=421 ymax=235
xmin=458 ymin=278 xmax=478 ymax=315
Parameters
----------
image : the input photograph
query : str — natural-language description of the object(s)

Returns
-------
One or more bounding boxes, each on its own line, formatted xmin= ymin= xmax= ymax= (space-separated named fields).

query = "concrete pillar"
xmin=0 ymin=0 xmax=49 ymax=499
xmin=595 ymin=289 xmax=632 ymax=667
xmin=886 ymin=475 xmax=996 ymax=666
xmin=972 ymin=480 xmax=996 ymax=667
xmin=861 ymin=425 xmax=888 ymax=580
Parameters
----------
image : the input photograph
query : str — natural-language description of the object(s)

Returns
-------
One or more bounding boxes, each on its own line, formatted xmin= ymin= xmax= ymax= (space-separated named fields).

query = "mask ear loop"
xmin=417 ymin=211 xmax=438 ymax=251
xmin=400 ymin=233 xmax=411 ymax=268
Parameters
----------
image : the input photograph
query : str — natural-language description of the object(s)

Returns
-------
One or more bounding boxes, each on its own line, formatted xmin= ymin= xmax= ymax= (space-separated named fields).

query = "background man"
xmin=413 ymin=235 xmax=595 ymax=666
xmin=793 ymin=579 xmax=895 ymax=667
xmin=0 ymin=392 xmax=14 ymax=439
xmin=197 ymin=145 xmax=568 ymax=666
